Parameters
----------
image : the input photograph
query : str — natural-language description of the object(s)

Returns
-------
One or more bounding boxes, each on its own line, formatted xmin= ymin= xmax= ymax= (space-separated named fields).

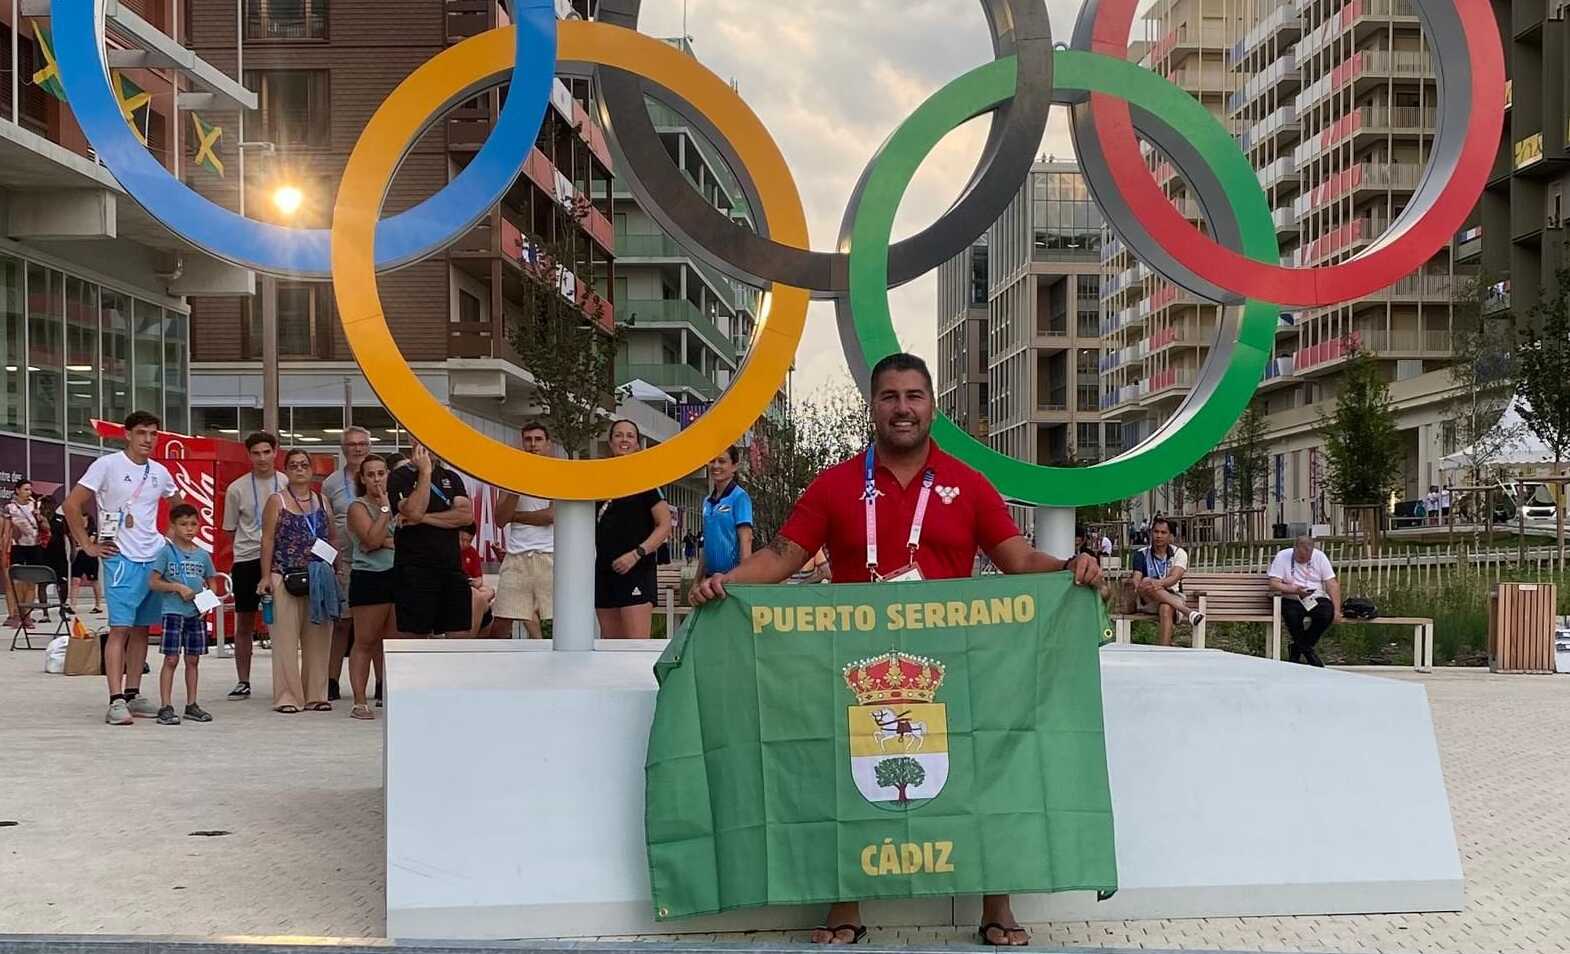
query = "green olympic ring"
xmin=847 ymin=49 xmax=1279 ymax=506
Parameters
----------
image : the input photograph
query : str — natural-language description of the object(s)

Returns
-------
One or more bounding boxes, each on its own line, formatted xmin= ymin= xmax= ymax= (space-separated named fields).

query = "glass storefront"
xmin=191 ymin=403 xmax=413 ymax=449
xmin=0 ymin=251 xmax=188 ymax=444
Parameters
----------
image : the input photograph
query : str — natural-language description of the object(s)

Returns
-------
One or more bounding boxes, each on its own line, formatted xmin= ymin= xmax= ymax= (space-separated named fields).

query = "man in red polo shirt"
xmin=691 ymin=351 xmax=1100 ymax=947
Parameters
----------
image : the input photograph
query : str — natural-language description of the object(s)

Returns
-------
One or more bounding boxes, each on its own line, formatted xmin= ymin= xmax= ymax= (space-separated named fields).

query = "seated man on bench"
xmin=1132 ymin=516 xmax=1203 ymax=646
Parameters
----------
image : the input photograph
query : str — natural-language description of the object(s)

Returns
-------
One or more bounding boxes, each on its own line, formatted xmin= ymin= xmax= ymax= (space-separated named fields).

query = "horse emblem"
xmin=844 ymin=651 xmax=949 ymax=810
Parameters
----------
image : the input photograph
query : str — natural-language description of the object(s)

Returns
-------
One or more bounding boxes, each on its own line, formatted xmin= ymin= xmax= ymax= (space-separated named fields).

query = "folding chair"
xmin=9 ymin=564 xmax=69 ymax=650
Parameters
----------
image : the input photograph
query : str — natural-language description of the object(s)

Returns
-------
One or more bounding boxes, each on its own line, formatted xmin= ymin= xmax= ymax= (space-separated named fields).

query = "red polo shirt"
xmin=779 ymin=440 xmax=1020 ymax=583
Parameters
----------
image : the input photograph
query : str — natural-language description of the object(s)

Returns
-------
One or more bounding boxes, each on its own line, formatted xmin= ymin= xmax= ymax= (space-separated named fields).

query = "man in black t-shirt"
xmin=386 ymin=444 xmax=474 ymax=636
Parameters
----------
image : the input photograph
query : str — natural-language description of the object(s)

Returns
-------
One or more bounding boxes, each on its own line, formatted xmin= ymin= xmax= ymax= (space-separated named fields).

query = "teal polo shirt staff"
xmin=701 ymin=481 xmax=753 ymax=574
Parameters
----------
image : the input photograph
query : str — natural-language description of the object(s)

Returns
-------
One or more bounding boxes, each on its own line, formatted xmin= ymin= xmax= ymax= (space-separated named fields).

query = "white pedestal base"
xmin=384 ymin=641 xmax=1462 ymax=939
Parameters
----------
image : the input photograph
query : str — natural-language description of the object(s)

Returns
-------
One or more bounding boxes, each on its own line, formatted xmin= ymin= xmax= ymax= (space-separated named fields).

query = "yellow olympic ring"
xmin=331 ymin=21 xmax=809 ymax=499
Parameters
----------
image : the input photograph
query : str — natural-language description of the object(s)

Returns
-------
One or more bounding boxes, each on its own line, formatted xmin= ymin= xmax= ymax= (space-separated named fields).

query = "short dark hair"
xmin=244 ymin=431 xmax=279 ymax=452
xmin=13 ymin=478 xmax=30 ymax=491
xmin=124 ymin=410 xmax=161 ymax=432
xmin=869 ymin=352 xmax=934 ymax=395
xmin=461 ymin=523 xmax=478 ymax=536
xmin=1150 ymin=516 xmax=1173 ymax=534
xmin=283 ymin=448 xmax=313 ymax=469
xmin=168 ymin=503 xmax=199 ymax=522
xmin=521 ymin=421 xmax=550 ymax=440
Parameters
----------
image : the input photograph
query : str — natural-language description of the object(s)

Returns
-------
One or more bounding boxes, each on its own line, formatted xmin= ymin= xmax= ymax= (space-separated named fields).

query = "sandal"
xmin=350 ymin=704 xmax=375 ymax=721
xmin=810 ymin=924 xmax=866 ymax=945
xmin=978 ymin=923 xmax=1030 ymax=947
xmin=274 ymin=705 xmax=300 ymax=714
xmin=305 ymin=701 xmax=333 ymax=711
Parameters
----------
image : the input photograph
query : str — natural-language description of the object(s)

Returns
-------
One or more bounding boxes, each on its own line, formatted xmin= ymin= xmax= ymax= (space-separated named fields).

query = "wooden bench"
xmin=1110 ymin=572 xmax=1281 ymax=653
xmin=656 ymin=564 xmax=695 ymax=635
xmin=1111 ymin=572 xmax=1435 ymax=671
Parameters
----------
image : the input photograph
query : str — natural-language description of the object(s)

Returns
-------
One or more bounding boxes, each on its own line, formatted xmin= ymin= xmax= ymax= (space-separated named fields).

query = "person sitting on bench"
xmin=1268 ymin=535 xmax=1342 ymax=667
xmin=1132 ymin=516 xmax=1202 ymax=646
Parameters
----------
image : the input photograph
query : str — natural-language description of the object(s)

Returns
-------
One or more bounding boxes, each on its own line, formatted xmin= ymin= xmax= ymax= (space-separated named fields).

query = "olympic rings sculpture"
xmin=51 ymin=0 xmax=1503 ymax=505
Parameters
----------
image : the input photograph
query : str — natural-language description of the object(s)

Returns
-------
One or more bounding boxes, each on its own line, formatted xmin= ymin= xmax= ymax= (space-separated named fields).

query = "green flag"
xmin=645 ymin=573 xmax=1118 ymax=921
xmin=30 ymin=23 xmax=67 ymax=101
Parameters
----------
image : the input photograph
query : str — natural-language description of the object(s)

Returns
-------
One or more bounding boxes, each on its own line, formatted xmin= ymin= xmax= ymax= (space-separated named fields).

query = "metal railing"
xmin=617 ymin=362 xmax=720 ymax=401
xmin=618 ymin=299 xmax=738 ymax=365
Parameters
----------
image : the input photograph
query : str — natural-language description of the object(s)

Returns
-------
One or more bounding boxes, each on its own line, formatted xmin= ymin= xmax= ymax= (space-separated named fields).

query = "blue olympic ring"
xmin=54 ymin=0 xmax=557 ymax=278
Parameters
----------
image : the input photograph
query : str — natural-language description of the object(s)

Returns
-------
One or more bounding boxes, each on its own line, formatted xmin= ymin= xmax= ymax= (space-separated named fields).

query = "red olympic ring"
xmin=1084 ymin=0 xmax=1504 ymax=307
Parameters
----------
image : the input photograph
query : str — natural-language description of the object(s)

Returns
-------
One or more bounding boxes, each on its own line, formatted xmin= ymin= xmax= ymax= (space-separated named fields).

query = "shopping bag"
xmin=64 ymin=621 xmax=102 ymax=676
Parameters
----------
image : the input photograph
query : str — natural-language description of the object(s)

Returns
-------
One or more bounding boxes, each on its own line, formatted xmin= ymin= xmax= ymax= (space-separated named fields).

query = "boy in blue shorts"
xmin=149 ymin=504 xmax=217 ymax=725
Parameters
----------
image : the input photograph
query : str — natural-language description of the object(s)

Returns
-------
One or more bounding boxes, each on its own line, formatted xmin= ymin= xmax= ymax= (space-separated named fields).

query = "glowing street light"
xmin=272 ymin=185 xmax=304 ymax=219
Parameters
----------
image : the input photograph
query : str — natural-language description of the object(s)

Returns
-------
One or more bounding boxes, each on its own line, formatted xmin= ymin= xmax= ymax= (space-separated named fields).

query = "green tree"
xmin=873 ymin=756 xmax=926 ymax=805
xmin=1447 ymin=273 xmax=1523 ymax=488
xmin=1515 ymin=262 xmax=1570 ymax=558
xmin=504 ymin=143 xmax=622 ymax=458
xmin=1215 ymin=401 xmax=1270 ymax=524
xmin=1181 ymin=452 xmax=1217 ymax=513
xmin=749 ymin=379 xmax=869 ymax=544
xmin=1319 ymin=339 xmax=1404 ymax=508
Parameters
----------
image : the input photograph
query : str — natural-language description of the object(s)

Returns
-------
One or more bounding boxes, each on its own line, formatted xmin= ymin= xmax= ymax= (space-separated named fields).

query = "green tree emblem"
xmin=874 ymin=756 xmax=926 ymax=805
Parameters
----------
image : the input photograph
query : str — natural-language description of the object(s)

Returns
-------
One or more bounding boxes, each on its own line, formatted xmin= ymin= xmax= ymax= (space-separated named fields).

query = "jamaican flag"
xmin=110 ymin=70 xmax=152 ymax=145
xmin=29 ymin=23 xmax=66 ymax=101
xmin=645 ymin=573 xmax=1118 ymax=920
xmin=190 ymin=112 xmax=224 ymax=176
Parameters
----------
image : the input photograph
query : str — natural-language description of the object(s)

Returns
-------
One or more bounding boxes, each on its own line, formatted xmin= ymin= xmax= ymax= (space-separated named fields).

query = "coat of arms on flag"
xmin=844 ymin=650 xmax=949 ymax=809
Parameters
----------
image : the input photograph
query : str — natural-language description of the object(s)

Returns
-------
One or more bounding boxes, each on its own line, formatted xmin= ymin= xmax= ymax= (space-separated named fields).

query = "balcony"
xmin=1142 ymin=367 xmax=1196 ymax=402
xmin=246 ymin=7 xmax=328 ymax=40
xmin=1383 ymin=271 xmax=1455 ymax=300
xmin=1230 ymin=5 xmax=1303 ymax=65
xmin=617 ymin=362 xmax=720 ymax=401
xmin=1295 ymin=0 xmax=1419 ymax=60
xmin=1294 ymin=329 xmax=1452 ymax=374
xmin=1261 ymin=354 xmax=1297 ymax=382
xmin=1242 ymin=105 xmax=1301 ymax=152
xmin=1482 ymin=280 xmax=1511 ymax=315
xmin=1455 ymin=226 xmax=1483 ymax=262
xmin=1272 ymin=206 xmax=1300 ymax=234
xmin=1143 ymin=21 xmax=1238 ymax=64
xmin=616 ymin=231 xmax=738 ymax=310
xmin=1230 ymin=53 xmax=1299 ymax=114
xmin=1258 ymin=155 xmax=1300 ymax=192
xmin=619 ymin=299 xmax=738 ymax=366
xmin=1296 ymin=51 xmax=1433 ymax=114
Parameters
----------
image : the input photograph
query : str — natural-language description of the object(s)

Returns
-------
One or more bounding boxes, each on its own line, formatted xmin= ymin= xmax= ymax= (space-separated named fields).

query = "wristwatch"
xmin=634 ymin=544 xmax=647 ymax=559
xmin=379 ymin=505 xmax=391 ymax=514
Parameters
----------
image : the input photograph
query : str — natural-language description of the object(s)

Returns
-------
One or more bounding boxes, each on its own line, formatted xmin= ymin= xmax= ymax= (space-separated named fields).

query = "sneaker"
xmin=227 ymin=682 xmax=252 ymax=700
xmin=156 ymin=705 xmax=181 ymax=725
xmin=127 ymin=695 xmax=160 ymax=718
xmin=183 ymin=703 xmax=213 ymax=723
xmin=327 ymin=678 xmax=341 ymax=701
xmin=1188 ymin=611 xmax=1205 ymax=627
xmin=105 ymin=699 xmax=133 ymax=725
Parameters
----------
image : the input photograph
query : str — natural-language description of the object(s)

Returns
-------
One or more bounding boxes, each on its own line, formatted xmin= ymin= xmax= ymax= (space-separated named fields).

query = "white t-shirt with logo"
xmin=504 ymin=495 xmax=553 ymax=554
xmin=77 ymin=452 xmax=179 ymax=562
xmin=1268 ymin=547 xmax=1337 ymax=596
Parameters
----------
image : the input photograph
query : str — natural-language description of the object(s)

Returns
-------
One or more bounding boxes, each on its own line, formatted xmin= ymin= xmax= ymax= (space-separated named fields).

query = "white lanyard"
xmin=863 ymin=446 xmax=936 ymax=578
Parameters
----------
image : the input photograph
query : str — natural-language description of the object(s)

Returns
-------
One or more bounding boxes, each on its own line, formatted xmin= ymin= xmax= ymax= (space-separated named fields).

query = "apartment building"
xmin=1 ymin=1 xmax=251 ymax=492
xmin=184 ymin=0 xmax=616 ymax=451
xmin=936 ymin=240 xmax=990 ymax=439
xmin=600 ymin=37 xmax=767 ymax=518
xmin=1464 ymin=0 xmax=1568 ymax=317
xmin=1099 ymin=0 xmax=1240 ymax=468
xmin=1101 ymin=0 xmax=1472 ymax=532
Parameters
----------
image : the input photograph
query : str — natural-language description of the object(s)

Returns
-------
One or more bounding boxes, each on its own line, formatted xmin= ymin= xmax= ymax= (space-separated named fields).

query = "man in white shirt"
xmin=219 ymin=431 xmax=286 ymax=700
xmin=322 ymin=425 xmax=373 ymax=697
xmin=492 ymin=422 xmax=555 ymax=638
xmin=64 ymin=410 xmax=183 ymax=724
xmin=1131 ymin=516 xmax=1202 ymax=645
xmin=1268 ymin=535 xmax=1342 ymax=667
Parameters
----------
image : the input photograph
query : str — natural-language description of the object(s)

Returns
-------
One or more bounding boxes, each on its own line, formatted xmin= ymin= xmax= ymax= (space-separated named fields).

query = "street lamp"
xmin=260 ymin=181 xmax=302 ymax=437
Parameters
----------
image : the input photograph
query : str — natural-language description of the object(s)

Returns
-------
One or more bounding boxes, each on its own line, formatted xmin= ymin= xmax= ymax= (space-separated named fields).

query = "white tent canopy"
xmin=1438 ymin=394 xmax=1559 ymax=474
xmin=619 ymin=378 xmax=675 ymax=405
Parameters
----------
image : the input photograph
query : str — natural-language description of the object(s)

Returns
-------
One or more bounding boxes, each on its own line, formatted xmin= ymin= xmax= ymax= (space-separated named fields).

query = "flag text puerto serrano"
xmin=751 ymin=594 xmax=1037 ymax=635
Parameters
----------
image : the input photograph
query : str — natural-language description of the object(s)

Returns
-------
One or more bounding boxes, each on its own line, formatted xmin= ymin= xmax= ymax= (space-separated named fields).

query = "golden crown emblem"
xmin=842 ymin=651 xmax=946 ymax=706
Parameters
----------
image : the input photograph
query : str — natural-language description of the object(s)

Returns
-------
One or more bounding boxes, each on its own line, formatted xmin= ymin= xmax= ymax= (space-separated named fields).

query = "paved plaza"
xmin=1 ymin=611 xmax=1568 ymax=952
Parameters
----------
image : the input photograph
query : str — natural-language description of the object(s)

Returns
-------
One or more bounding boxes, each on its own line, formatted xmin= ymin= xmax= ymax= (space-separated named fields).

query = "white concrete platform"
xmin=383 ymin=641 xmax=1462 ymax=940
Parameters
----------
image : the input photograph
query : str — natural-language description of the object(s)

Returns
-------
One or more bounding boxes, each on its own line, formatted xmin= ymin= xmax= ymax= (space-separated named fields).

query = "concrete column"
xmin=552 ymin=499 xmax=596 ymax=651
xmin=1033 ymin=506 xmax=1075 ymax=560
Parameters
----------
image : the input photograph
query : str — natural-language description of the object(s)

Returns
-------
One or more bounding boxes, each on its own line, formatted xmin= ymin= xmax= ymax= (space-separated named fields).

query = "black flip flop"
xmin=812 ymin=924 xmax=867 ymax=945
xmin=978 ymin=923 xmax=1029 ymax=946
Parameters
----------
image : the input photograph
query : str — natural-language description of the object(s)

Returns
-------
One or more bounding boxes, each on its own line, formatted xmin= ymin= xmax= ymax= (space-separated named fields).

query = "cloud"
xmin=630 ymin=0 xmax=1083 ymax=399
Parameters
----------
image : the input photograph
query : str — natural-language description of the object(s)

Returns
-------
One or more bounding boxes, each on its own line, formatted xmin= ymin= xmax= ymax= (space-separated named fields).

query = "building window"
xmin=245 ymin=0 xmax=328 ymax=40
xmin=458 ymin=289 xmax=482 ymax=325
xmin=65 ymin=277 xmax=99 ymax=445
xmin=101 ymin=290 xmax=132 ymax=426
xmin=0 ymin=255 xmax=23 ymax=433
xmin=133 ymin=300 xmax=165 ymax=420
xmin=163 ymin=310 xmax=189 ymax=434
xmin=247 ymin=70 xmax=331 ymax=147
xmin=275 ymin=282 xmax=336 ymax=357
xmin=27 ymin=264 xmax=64 ymax=442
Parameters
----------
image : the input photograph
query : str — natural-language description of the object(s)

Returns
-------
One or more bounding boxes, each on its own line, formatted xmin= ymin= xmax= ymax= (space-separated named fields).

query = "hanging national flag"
xmin=645 ymin=573 xmax=1118 ymax=920
xmin=190 ymin=112 xmax=225 ymax=176
xmin=29 ymin=23 xmax=67 ymax=101
xmin=109 ymin=70 xmax=153 ymax=145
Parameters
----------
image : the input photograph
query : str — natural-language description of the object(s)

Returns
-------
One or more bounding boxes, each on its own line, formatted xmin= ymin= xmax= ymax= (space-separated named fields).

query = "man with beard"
xmin=690 ymin=352 xmax=1101 ymax=947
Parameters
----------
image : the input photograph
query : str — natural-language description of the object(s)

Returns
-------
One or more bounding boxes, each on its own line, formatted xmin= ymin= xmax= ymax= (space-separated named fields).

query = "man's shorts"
xmin=1136 ymin=581 xmax=1184 ymax=614
xmin=595 ymin=558 xmax=657 ymax=609
xmin=494 ymin=550 xmax=553 ymax=621
xmin=230 ymin=558 xmax=262 ymax=614
xmin=334 ymin=552 xmax=352 ymax=619
xmin=103 ymin=554 xmax=162 ymax=628
xmin=160 ymin=613 xmax=208 ymax=656
xmin=394 ymin=564 xmax=472 ymax=636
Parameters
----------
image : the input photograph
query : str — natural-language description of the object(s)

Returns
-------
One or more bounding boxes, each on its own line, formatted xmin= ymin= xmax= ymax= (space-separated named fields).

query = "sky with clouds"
xmin=630 ymin=0 xmax=1090 ymax=397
